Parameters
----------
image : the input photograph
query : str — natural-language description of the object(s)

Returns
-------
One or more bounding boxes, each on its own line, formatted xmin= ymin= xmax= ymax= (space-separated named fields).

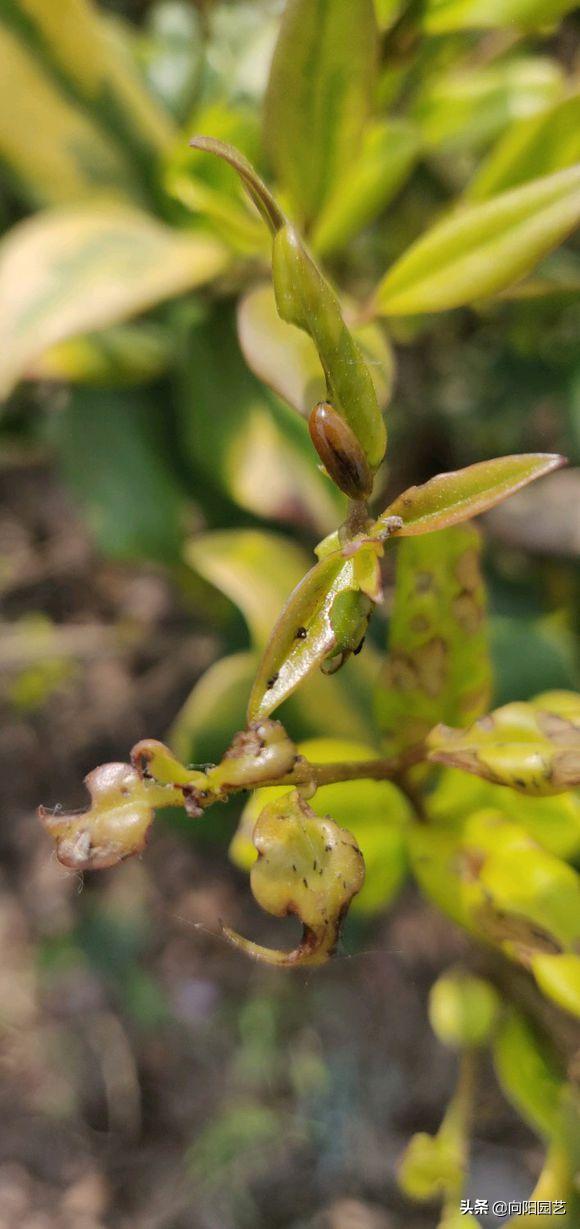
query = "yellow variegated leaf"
xmin=0 ymin=23 xmax=143 ymax=206
xmin=0 ymin=205 xmax=226 ymax=400
xmin=374 ymin=165 xmax=580 ymax=315
xmin=467 ymin=90 xmax=580 ymax=202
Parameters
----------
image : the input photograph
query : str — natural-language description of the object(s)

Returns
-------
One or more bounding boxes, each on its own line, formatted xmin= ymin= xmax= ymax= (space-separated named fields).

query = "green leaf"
xmin=376 ymin=526 xmax=491 ymax=754
xmin=311 ymin=118 xmax=421 ymax=257
xmin=169 ymin=652 xmax=259 ymax=767
xmin=467 ymin=90 xmax=580 ymax=203
xmin=493 ymin=1008 xmax=565 ymax=1140
xmin=423 ymin=0 xmax=580 ymax=33
xmin=411 ymin=57 xmax=562 ymax=158
xmin=49 ymin=387 xmax=185 ymax=563
xmin=28 ymin=323 xmax=171 ymax=387
xmin=231 ymin=737 xmax=410 ymax=917
xmin=428 ymin=691 xmax=580 ymax=796
xmin=175 ymin=306 xmax=342 ymax=532
xmin=373 ymin=165 xmax=580 ymax=315
xmin=248 ymin=544 xmax=381 ymax=722
xmin=377 ymin=453 xmax=564 ymax=536
xmin=0 ymin=204 xmax=226 ymax=401
xmin=237 ymin=283 xmax=394 ymax=416
xmin=184 ymin=527 xmax=379 ymax=745
xmin=188 ymin=139 xmax=387 ymax=470
xmin=531 ymin=954 xmax=580 ymax=1020
xmin=264 ymin=0 xmax=377 ymax=225
xmin=272 ymin=225 xmax=387 ymax=468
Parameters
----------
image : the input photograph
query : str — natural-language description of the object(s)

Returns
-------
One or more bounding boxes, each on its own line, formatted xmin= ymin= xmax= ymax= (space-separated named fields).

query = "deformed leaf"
xmin=376 ymin=526 xmax=491 ymax=754
xmin=231 ymin=738 xmax=411 ymax=916
xmin=248 ymin=544 xmax=382 ymax=722
xmin=38 ymin=762 xmax=183 ymax=871
xmin=264 ymin=0 xmax=377 ymax=226
xmin=377 ymin=453 xmax=565 ymax=536
xmin=428 ymin=691 xmax=580 ymax=796
xmin=0 ymin=204 xmax=226 ymax=400
xmin=373 ymin=165 xmax=580 ymax=315
xmin=223 ymin=789 xmax=365 ymax=966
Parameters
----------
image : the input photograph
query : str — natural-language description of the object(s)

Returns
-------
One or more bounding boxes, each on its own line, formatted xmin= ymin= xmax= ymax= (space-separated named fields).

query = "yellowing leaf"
xmin=373 ymin=165 xmax=580 ymax=315
xmin=376 ymin=526 xmax=491 ymax=754
xmin=0 ymin=205 xmax=226 ymax=400
xmin=231 ymin=737 xmax=410 ymax=917
xmin=378 ymin=453 xmax=564 ymax=536
xmin=428 ymin=693 xmax=580 ymax=796
xmin=467 ymin=90 xmax=580 ymax=203
xmin=531 ymin=954 xmax=580 ymax=1020
xmin=223 ymin=789 xmax=365 ymax=966
xmin=0 ymin=23 xmax=142 ymax=207
xmin=264 ymin=0 xmax=377 ymax=225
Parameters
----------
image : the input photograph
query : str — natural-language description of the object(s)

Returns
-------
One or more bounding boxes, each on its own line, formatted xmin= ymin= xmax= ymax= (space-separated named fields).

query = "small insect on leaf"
xmin=427 ymin=692 xmax=580 ymax=796
xmin=38 ymin=762 xmax=183 ymax=871
xmin=375 ymin=453 xmax=565 ymax=538
xmin=223 ymin=789 xmax=365 ymax=966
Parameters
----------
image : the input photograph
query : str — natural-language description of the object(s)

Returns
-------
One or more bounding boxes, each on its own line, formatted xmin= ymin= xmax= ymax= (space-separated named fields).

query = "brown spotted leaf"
xmin=375 ymin=525 xmax=491 ymax=754
xmin=223 ymin=789 xmax=365 ymax=966
xmin=428 ymin=691 xmax=580 ymax=796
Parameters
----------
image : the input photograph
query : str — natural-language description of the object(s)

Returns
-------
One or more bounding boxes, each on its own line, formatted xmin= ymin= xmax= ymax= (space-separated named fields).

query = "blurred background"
xmin=1 ymin=1 xmax=580 ymax=1226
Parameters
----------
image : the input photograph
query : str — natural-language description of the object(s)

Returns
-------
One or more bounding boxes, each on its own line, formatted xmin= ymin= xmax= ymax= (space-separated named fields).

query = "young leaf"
xmin=376 ymin=453 xmax=565 ymax=537
xmin=0 ymin=205 xmax=226 ymax=400
xmin=237 ymin=283 xmax=393 ymax=416
xmin=231 ymin=737 xmax=410 ymax=917
xmin=264 ymin=0 xmax=377 ymax=226
xmin=38 ymin=763 xmax=183 ymax=872
xmin=376 ymin=526 xmax=491 ymax=755
xmin=189 ymin=139 xmax=387 ymax=470
xmin=467 ymin=91 xmax=580 ymax=203
xmin=311 ymin=117 xmax=420 ymax=257
xmin=373 ymin=165 xmax=580 ymax=315
xmin=223 ymin=789 xmax=365 ymax=966
xmin=428 ymin=692 xmax=580 ymax=795
xmin=247 ymin=544 xmax=382 ymax=722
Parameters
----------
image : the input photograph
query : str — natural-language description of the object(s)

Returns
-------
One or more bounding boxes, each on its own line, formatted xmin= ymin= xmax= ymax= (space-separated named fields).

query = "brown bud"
xmin=308 ymin=402 xmax=373 ymax=500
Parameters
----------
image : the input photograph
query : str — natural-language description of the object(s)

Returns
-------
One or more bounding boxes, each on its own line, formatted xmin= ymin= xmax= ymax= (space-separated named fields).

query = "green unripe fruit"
xmin=429 ymin=971 xmax=500 ymax=1049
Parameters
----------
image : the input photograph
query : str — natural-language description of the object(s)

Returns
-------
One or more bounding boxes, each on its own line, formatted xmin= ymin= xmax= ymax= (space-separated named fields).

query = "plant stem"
xmin=270 ymin=745 xmax=425 ymax=791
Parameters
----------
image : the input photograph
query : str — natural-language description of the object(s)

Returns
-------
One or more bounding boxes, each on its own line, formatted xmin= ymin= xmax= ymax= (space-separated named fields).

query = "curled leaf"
xmin=223 ymin=789 xmax=365 ymax=966
xmin=377 ymin=453 xmax=565 ymax=537
xmin=207 ymin=721 xmax=298 ymax=792
xmin=38 ymin=762 xmax=182 ymax=871
xmin=428 ymin=693 xmax=580 ymax=795
xmin=247 ymin=544 xmax=382 ymax=721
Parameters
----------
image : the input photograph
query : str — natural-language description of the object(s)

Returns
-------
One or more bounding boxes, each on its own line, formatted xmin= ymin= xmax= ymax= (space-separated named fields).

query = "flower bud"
xmin=309 ymin=402 xmax=374 ymax=499
xmin=429 ymin=971 xmax=500 ymax=1049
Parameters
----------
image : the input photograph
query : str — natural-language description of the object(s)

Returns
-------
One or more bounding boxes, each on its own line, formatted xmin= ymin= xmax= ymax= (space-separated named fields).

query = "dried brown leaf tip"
xmin=38 ymin=762 xmax=182 ymax=871
xmin=428 ymin=691 xmax=580 ymax=796
xmin=223 ymin=789 xmax=365 ymax=966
